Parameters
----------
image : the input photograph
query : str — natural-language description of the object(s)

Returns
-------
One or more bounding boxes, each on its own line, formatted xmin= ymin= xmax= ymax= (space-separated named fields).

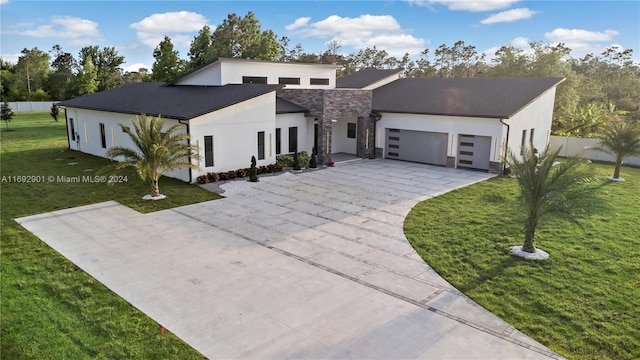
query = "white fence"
xmin=549 ymin=135 xmax=640 ymax=166
xmin=6 ymin=101 xmax=57 ymax=112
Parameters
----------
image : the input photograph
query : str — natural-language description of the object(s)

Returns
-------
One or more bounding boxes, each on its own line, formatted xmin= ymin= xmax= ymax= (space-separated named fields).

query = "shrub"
xmin=196 ymin=175 xmax=208 ymax=184
xmin=249 ymin=156 xmax=258 ymax=182
xmin=309 ymin=154 xmax=317 ymax=168
xmin=276 ymin=151 xmax=309 ymax=168
xmin=218 ymin=172 xmax=228 ymax=181
xmin=226 ymin=170 xmax=236 ymax=179
xmin=293 ymin=152 xmax=302 ymax=170
xmin=207 ymin=172 xmax=219 ymax=182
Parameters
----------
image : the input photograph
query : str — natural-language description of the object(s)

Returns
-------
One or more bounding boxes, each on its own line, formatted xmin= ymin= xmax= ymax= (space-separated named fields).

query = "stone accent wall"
xmin=278 ymin=89 xmax=372 ymax=164
xmin=446 ymin=156 xmax=456 ymax=168
xmin=489 ymin=161 xmax=503 ymax=174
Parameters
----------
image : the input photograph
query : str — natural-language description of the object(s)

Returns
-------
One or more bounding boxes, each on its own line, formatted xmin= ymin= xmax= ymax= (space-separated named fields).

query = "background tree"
xmin=123 ymin=68 xmax=151 ymax=84
xmin=13 ymin=48 xmax=50 ymax=100
xmin=69 ymin=56 xmax=98 ymax=97
xmin=104 ymin=114 xmax=199 ymax=199
xmin=151 ymin=36 xmax=185 ymax=82
xmin=188 ymin=25 xmax=214 ymax=69
xmin=1 ymin=101 xmax=14 ymax=130
xmin=209 ymin=12 xmax=280 ymax=60
xmin=79 ymin=46 xmax=124 ymax=91
xmin=506 ymin=145 xmax=601 ymax=254
xmin=592 ymin=119 xmax=640 ymax=180
xmin=46 ymin=45 xmax=76 ymax=100
xmin=433 ymin=41 xmax=487 ymax=78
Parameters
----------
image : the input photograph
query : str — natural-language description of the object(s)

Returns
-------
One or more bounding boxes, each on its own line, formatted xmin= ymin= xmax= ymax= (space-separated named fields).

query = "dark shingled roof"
xmin=372 ymin=77 xmax=565 ymax=119
xmin=336 ymin=69 xmax=402 ymax=89
xmin=59 ymin=82 xmax=282 ymax=120
xmin=276 ymin=97 xmax=307 ymax=114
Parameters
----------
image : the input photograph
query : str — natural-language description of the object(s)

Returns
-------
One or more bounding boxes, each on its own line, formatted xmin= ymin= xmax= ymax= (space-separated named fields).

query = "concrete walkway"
xmin=16 ymin=159 xmax=563 ymax=359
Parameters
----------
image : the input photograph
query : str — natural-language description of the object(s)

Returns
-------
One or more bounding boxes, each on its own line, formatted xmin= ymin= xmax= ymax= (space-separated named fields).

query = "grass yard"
xmin=405 ymin=163 xmax=640 ymax=359
xmin=1 ymin=111 xmax=220 ymax=358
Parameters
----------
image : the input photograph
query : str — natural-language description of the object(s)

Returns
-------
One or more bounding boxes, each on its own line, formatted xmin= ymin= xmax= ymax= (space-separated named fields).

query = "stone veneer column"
xmin=356 ymin=115 xmax=376 ymax=159
xmin=446 ymin=156 xmax=456 ymax=168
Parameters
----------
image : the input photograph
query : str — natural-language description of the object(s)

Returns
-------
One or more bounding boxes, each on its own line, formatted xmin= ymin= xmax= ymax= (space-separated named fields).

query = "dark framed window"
xmin=243 ymin=76 xmax=267 ymax=84
xmin=278 ymin=77 xmax=300 ymax=85
xmin=310 ymin=78 xmax=329 ymax=85
xmin=521 ymin=129 xmax=527 ymax=155
xmin=70 ymin=118 xmax=75 ymax=141
xmin=288 ymin=127 xmax=298 ymax=153
xmin=257 ymin=131 xmax=265 ymax=160
xmin=99 ymin=123 xmax=106 ymax=148
xmin=204 ymin=135 xmax=214 ymax=167
xmin=275 ymin=128 xmax=281 ymax=155
xmin=347 ymin=123 xmax=356 ymax=139
xmin=530 ymin=128 xmax=535 ymax=143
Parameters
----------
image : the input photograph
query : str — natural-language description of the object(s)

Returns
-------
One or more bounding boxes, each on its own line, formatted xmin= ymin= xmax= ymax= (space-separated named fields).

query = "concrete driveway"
xmin=16 ymin=159 xmax=563 ymax=359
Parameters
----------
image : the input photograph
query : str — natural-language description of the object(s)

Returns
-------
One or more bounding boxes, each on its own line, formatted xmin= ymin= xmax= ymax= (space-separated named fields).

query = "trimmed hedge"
xmin=196 ymin=163 xmax=284 ymax=184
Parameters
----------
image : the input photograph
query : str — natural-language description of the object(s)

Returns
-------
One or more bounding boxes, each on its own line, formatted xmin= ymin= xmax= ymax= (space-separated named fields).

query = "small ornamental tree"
xmin=249 ymin=155 xmax=259 ymax=182
xmin=104 ymin=114 xmax=200 ymax=199
xmin=506 ymin=144 xmax=602 ymax=255
xmin=592 ymin=119 xmax=640 ymax=181
xmin=1 ymin=101 xmax=14 ymax=130
xmin=50 ymin=103 xmax=60 ymax=122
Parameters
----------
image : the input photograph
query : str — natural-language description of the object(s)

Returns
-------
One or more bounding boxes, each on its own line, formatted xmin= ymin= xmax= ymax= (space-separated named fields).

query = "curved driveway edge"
xmin=16 ymin=159 xmax=564 ymax=359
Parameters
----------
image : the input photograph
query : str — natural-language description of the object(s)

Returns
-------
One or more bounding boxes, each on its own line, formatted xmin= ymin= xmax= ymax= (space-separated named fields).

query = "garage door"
xmin=457 ymin=134 xmax=491 ymax=170
xmin=385 ymin=129 xmax=448 ymax=166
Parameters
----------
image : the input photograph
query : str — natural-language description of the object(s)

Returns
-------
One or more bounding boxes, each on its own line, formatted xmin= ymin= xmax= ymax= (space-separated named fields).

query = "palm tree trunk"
xmin=150 ymin=178 xmax=160 ymax=197
xmin=613 ymin=161 xmax=621 ymax=179
xmin=522 ymin=217 xmax=537 ymax=253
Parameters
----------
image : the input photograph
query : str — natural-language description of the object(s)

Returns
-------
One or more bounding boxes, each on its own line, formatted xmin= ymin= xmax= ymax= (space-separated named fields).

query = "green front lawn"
xmin=405 ymin=164 xmax=640 ymax=359
xmin=1 ymin=112 xmax=219 ymax=358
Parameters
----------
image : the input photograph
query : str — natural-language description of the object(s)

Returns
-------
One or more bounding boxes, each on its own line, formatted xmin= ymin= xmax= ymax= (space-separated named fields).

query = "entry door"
xmin=457 ymin=134 xmax=491 ymax=170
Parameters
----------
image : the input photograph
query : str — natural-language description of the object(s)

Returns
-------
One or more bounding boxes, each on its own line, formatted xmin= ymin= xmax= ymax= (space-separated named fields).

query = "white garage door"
xmin=385 ymin=129 xmax=448 ymax=166
xmin=457 ymin=134 xmax=491 ymax=170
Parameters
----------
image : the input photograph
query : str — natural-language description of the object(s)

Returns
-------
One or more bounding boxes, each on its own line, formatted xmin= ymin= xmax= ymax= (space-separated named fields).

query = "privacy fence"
xmin=549 ymin=135 xmax=640 ymax=166
xmin=6 ymin=101 xmax=57 ymax=112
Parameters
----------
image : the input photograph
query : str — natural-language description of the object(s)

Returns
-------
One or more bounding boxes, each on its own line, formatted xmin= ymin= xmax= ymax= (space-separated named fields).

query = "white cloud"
xmin=480 ymin=8 xmax=540 ymax=24
xmin=483 ymin=36 xmax=532 ymax=59
xmin=408 ymin=0 xmax=519 ymax=12
xmin=130 ymin=11 xmax=209 ymax=48
xmin=544 ymin=28 xmax=620 ymax=58
xmin=122 ymin=62 xmax=151 ymax=73
xmin=18 ymin=16 xmax=101 ymax=45
xmin=285 ymin=17 xmax=311 ymax=31
xmin=1 ymin=53 xmax=21 ymax=63
xmin=0 ymin=0 xmax=9 ymax=5
xmin=287 ymin=14 xmax=426 ymax=56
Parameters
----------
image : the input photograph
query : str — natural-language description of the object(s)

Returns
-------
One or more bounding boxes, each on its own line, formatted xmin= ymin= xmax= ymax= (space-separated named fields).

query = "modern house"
xmin=59 ymin=58 xmax=564 ymax=182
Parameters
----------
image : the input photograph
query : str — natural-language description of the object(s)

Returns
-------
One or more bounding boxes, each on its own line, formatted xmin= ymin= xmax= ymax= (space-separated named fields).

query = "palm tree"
xmin=505 ymin=144 xmax=600 ymax=254
xmin=592 ymin=119 xmax=640 ymax=181
xmin=105 ymin=114 xmax=199 ymax=199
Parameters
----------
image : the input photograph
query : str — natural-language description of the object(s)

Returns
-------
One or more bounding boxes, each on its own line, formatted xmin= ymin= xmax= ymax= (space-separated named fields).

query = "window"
xmin=460 ymin=142 xmax=474 ymax=147
xmin=388 ymin=144 xmax=399 ymax=149
xmin=310 ymin=78 xmax=329 ymax=85
xmin=288 ymin=127 xmax=298 ymax=153
xmin=257 ymin=131 xmax=265 ymax=160
xmin=70 ymin=118 xmax=75 ymax=141
xmin=347 ymin=123 xmax=356 ymax=139
xmin=521 ymin=129 xmax=527 ymax=155
xmin=204 ymin=136 xmax=214 ymax=167
xmin=242 ymin=76 xmax=267 ymax=84
xmin=278 ymin=77 xmax=300 ymax=85
xmin=99 ymin=123 xmax=106 ymax=148
xmin=275 ymin=128 xmax=281 ymax=155
xmin=388 ymin=136 xmax=400 ymax=141
xmin=530 ymin=128 xmax=535 ymax=143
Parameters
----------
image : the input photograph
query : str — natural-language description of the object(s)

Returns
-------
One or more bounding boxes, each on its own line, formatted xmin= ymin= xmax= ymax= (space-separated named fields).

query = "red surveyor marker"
xmin=161 ymin=326 xmax=166 ymax=333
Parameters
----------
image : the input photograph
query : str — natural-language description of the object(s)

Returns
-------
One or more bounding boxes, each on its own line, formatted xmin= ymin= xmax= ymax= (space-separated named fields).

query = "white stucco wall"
xmin=173 ymin=63 xmax=222 ymax=86
xmin=503 ymin=87 xmax=557 ymax=161
xmin=376 ymin=113 xmax=504 ymax=162
xmin=275 ymin=113 xmax=311 ymax=155
xmin=64 ymin=108 xmax=190 ymax=181
xmin=550 ymin=136 xmax=640 ymax=166
xmin=174 ymin=59 xmax=340 ymax=88
xmin=189 ymin=92 xmax=277 ymax=176
xmin=331 ymin=118 xmax=358 ymax=154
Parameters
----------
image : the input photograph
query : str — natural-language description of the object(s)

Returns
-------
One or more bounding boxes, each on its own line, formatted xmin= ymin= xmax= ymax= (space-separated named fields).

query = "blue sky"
xmin=1 ymin=0 xmax=639 ymax=72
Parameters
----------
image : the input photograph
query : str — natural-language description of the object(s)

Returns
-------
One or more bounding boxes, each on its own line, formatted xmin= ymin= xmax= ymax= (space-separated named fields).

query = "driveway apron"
xmin=16 ymin=159 xmax=564 ymax=359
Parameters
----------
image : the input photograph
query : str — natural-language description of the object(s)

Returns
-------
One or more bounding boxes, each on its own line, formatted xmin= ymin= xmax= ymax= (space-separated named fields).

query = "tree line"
xmin=2 ymin=11 xmax=639 ymax=134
